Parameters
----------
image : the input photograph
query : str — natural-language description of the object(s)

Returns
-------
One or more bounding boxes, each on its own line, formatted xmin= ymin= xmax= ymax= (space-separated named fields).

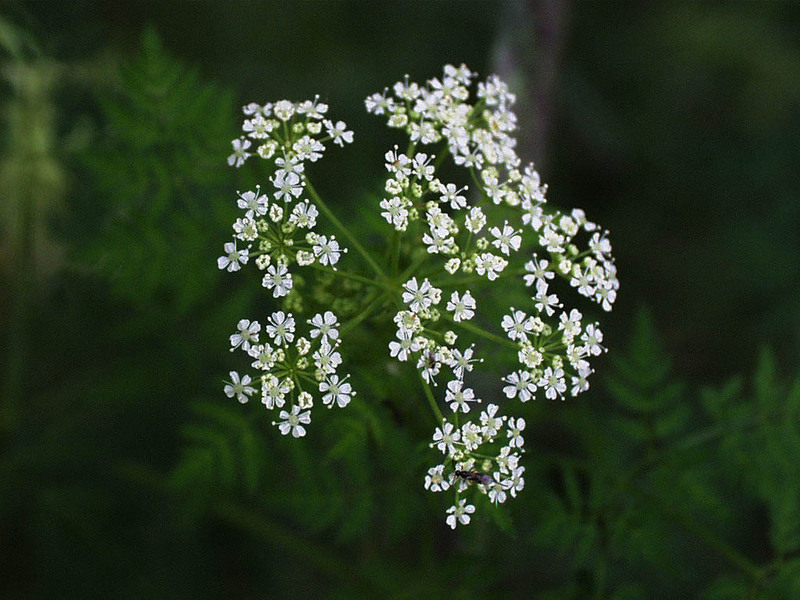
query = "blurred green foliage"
xmin=1 ymin=2 xmax=799 ymax=598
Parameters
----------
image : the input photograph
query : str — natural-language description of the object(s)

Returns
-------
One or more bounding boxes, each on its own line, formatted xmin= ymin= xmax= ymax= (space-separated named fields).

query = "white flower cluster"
xmin=367 ymin=65 xmax=618 ymax=526
xmin=366 ymin=64 xmax=617 ymax=304
xmin=218 ymin=65 xmax=618 ymax=530
xmin=426 ymin=403 xmax=526 ymax=529
xmin=224 ymin=311 xmax=354 ymax=437
xmin=394 ymin=272 xmax=524 ymax=527
xmin=219 ymin=99 xmax=356 ymax=436
xmin=218 ymin=98 xmax=354 ymax=298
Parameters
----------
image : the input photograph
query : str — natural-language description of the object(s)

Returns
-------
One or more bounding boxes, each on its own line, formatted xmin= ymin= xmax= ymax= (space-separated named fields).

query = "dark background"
xmin=1 ymin=1 xmax=799 ymax=598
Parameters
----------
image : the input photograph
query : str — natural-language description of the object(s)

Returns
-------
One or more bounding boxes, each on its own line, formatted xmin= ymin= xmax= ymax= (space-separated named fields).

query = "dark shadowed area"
xmin=1 ymin=1 xmax=799 ymax=598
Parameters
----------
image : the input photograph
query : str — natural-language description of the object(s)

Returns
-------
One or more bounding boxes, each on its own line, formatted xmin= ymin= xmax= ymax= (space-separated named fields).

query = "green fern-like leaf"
xmin=78 ymin=27 xmax=235 ymax=313
xmin=169 ymin=401 xmax=269 ymax=511
xmin=607 ymin=307 xmax=685 ymax=416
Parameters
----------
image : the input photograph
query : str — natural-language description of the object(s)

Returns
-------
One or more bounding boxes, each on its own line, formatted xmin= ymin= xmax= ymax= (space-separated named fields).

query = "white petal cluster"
xmin=428 ymin=401 xmax=526 ymax=529
xmin=223 ymin=310 xmax=354 ymax=437
xmin=368 ymin=64 xmax=618 ymax=526
xmin=218 ymin=98 xmax=354 ymax=298
xmin=219 ymin=65 xmax=618 ymax=531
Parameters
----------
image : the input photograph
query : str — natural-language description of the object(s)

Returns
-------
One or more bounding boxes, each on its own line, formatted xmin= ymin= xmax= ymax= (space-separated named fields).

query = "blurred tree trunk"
xmin=492 ymin=0 xmax=571 ymax=172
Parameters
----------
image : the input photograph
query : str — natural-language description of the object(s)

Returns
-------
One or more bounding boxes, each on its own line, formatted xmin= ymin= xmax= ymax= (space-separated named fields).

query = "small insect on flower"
xmin=454 ymin=469 xmax=493 ymax=486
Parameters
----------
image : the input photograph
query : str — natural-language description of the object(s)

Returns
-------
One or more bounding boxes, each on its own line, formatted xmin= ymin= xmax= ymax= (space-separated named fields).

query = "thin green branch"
xmin=439 ymin=268 xmax=528 ymax=288
xmin=308 ymin=262 xmax=387 ymax=289
xmin=304 ymin=178 xmax=387 ymax=281
xmin=340 ymin=290 xmax=388 ymax=336
xmin=420 ymin=375 xmax=444 ymax=425
xmin=448 ymin=317 xmax=518 ymax=350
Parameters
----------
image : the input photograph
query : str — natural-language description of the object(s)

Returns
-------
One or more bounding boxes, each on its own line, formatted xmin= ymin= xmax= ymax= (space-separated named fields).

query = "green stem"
xmin=390 ymin=230 xmax=401 ymax=276
xmin=439 ymin=268 xmax=528 ymax=288
xmin=398 ymin=249 xmax=432 ymax=282
xmin=308 ymin=263 xmax=386 ymax=289
xmin=420 ymin=375 xmax=444 ymax=424
xmin=449 ymin=317 xmax=517 ymax=350
xmin=340 ymin=291 xmax=388 ymax=336
xmin=304 ymin=178 xmax=386 ymax=281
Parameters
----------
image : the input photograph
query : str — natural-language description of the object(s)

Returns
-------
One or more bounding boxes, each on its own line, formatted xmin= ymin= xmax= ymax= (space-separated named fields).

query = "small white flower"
xmin=589 ymin=231 xmax=612 ymax=258
xmin=261 ymin=375 xmax=290 ymax=409
xmin=227 ymin=137 xmax=251 ymax=167
xmin=439 ymin=182 xmax=468 ymax=210
xmin=446 ymin=499 xmax=475 ymax=529
xmin=236 ymin=189 xmax=269 ymax=218
xmin=324 ymin=119 xmax=354 ymax=146
xmin=444 ymin=258 xmax=461 ymax=274
xmin=534 ymin=279 xmax=561 ymax=316
xmin=224 ymin=371 xmax=255 ymax=403
xmin=460 ymin=421 xmax=483 ymax=452
xmin=431 ymin=421 xmax=460 ymax=455
xmin=384 ymin=146 xmax=412 ymax=177
xmin=309 ymin=311 xmax=340 ymax=344
xmin=540 ymin=366 xmax=567 ymax=400
xmin=389 ymin=329 xmax=419 ymax=362
xmin=262 ymin=263 xmax=293 ymax=298
xmin=448 ymin=345 xmax=480 ymax=380
xmin=506 ymin=417 xmax=526 ymax=448
xmin=402 ymin=277 xmax=439 ymax=314
xmin=313 ymin=235 xmax=345 ymax=268
xmin=265 ymin=311 xmax=296 ymax=346
xmin=289 ymin=201 xmax=318 ymax=228
xmin=273 ymin=100 xmax=295 ymax=121
xmin=275 ymin=405 xmax=311 ymax=438
xmin=230 ymin=319 xmax=260 ymax=352
xmin=417 ymin=348 xmax=442 ymax=384
xmin=424 ymin=465 xmax=450 ymax=492
xmin=571 ymin=368 xmax=592 ymax=397
xmin=272 ymin=170 xmax=304 ymax=201
xmin=518 ymin=344 xmax=544 ymax=369
xmin=487 ymin=473 xmax=509 ymax=504
xmin=480 ymin=404 xmax=505 ymax=439
xmin=501 ymin=309 xmax=533 ymax=342
xmin=445 ymin=379 xmax=477 ymax=413
xmin=233 ymin=217 xmax=258 ymax=242
xmin=464 ymin=206 xmax=486 ymax=233
xmin=502 ymin=370 xmax=537 ymax=402
xmin=507 ymin=465 xmax=525 ymax=497
xmin=558 ymin=309 xmax=583 ymax=340
xmin=293 ymin=135 xmax=325 ymax=162
xmin=446 ymin=290 xmax=476 ymax=322
xmin=490 ymin=221 xmax=522 ymax=255
xmin=248 ymin=343 xmax=278 ymax=371
xmin=523 ymin=255 xmax=554 ymax=287
xmin=581 ymin=323 xmax=605 ymax=356
xmin=365 ymin=89 xmax=394 ymax=115
xmin=411 ymin=153 xmax=435 ymax=180
xmin=218 ymin=241 xmax=249 ymax=272
xmin=313 ymin=341 xmax=342 ymax=375
xmin=474 ymin=252 xmax=507 ymax=281
xmin=380 ymin=196 xmax=410 ymax=230
xmin=319 ymin=374 xmax=354 ymax=408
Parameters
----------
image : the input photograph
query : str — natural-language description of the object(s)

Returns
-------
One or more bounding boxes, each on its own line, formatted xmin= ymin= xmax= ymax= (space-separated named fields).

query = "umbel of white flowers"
xmin=218 ymin=64 xmax=618 ymax=529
